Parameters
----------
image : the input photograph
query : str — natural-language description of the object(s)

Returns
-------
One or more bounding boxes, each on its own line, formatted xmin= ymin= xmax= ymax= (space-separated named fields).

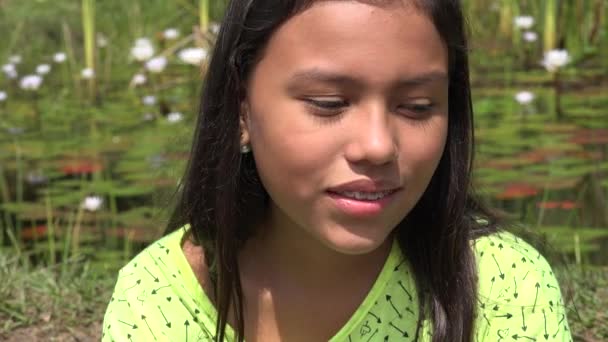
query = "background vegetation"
xmin=0 ymin=0 xmax=606 ymax=340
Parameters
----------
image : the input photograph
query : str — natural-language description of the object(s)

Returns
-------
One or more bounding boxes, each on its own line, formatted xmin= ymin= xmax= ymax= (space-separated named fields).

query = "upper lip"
xmin=327 ymin=179 xmax=402 ymax=193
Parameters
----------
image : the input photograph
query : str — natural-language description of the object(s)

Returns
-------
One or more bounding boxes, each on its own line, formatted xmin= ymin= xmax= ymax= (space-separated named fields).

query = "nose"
xmin=344 ymin=106 xmax=398 ymax=166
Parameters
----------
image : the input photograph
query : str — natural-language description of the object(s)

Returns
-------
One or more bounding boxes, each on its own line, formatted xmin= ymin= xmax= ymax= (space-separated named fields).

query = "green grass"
xmin=555 ymin=265 xmax=608 ymax=341
xmin=0 ymin=251 xmax=117 ymax=338
xmin=0 ymin=249 xmax=606 ymax=341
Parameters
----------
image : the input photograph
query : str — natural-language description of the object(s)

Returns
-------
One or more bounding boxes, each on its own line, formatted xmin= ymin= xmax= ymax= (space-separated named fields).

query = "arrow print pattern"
xmin=102 ymin=227 xmax=211 ymax=341
xmin=102 ymin=226 xmax=572 ymax=341
xmin=474 ymin=232 xmax=572 ymax=342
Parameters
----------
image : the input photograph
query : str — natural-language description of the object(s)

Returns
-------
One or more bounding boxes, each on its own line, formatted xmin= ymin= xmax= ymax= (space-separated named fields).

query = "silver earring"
xmin=240 ymin=144 xmax=251 ymax=154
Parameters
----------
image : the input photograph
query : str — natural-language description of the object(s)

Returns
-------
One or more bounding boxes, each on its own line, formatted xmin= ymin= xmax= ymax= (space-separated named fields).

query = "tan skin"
xmin=184 ymin=1 xmax=449 ymax=341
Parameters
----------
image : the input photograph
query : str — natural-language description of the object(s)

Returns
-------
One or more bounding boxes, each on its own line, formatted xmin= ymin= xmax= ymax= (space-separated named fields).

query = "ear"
xmin=239 ymin=100 xmax=251 ymax=146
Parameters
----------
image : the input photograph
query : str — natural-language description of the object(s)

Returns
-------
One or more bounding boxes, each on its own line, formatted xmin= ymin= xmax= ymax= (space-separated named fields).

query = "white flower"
xmin=522 ymin=31 xmax=538 ymax=43
xmin=135 ymin=38 xmax=152 ymax=47
xmin=2 ymin=63 xmax=16 ymax=74
xmin=19 ymin=75 xmax=43 ymax=91
xmin=8 ymin=55 xmax=22 ymax=64
xmin=0 ymin=91 xmax=6 ymax=102
xmin=53 ymin=52 xmax=67 ymax=63
xmin=36 ymin=64 xmax=51 ymax=75
xmin=163 ymin=28 xmax=180 ymax=40
xmin=81 ymin=195 xmax=103 ymax=211
xmin=541 ymin=49 xmax=570 ymax=72
xmin=131 ymin=73 xmax=147 ymax=86
xmin=131 ymin=38 xmax=155 ymax=61
xmin=167 ymin=112 xmax=183 ymax=123
xmin=97 ymin=33 xmax=108 ymax=48
xmin=112 ymin=136 xmax=121 ymax=144
xmin=145 ymin=56 xmax=167 ymax=73
xmin=178 ymin=48 xmax=207 ymax=65
xmin=514 ymin=16 xmax=534 ymax=30
xmin=209 ymin=23 xmax=220 ymax=35
xmin=514 ymin=91 xmax=535 ymax=105
xmin=2 ymin=63 xmax=17 ymax=79
xmin=142 ymin=95 xmax=156 ymax=106
xmin=131 ymin=43 xmax=155 ymax=62
xmin=81 ymin=68 xmax=95 ymax=79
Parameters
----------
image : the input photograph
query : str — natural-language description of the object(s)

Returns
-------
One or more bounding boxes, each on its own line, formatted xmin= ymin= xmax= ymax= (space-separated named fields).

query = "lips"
xmin=332 ymin=190 xmax=395 ymax=201
xmin=327 ymin=178 xmax=402 ymax=194
xmin=325 ymin=179 xmax=401 ymax=217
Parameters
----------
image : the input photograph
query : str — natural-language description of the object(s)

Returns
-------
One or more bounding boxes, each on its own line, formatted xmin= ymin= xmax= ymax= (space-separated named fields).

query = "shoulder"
xmin=114 ymin=225 xmax=211 ymax=291
xmin=102 ymin=225 xmax=218 ymax=341
xmin=471 ymin=231 xmax=572 ymax=341
xmin=472 ymin=231 xmax=562 ymax=306
xmin=117 ymin=226 xmax=191 ymax=284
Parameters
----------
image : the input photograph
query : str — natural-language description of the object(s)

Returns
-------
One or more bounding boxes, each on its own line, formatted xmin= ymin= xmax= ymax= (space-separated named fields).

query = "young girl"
xmin=102 ymin=0 xmax=572 ymax=341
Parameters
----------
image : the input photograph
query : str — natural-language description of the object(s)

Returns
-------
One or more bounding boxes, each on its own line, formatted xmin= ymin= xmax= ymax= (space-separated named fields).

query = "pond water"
xmin=0 ymin=0 xmax=606 ymax=267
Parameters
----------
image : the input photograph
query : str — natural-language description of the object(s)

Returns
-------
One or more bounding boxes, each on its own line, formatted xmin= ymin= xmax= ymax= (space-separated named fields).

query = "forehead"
xmin=254 ymin=0 xmax=447 ymax=84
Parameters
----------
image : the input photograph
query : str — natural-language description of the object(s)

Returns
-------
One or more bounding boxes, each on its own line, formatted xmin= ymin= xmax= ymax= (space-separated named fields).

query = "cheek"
xmin=399 ymin=118 xmax=448 ymax=176
xmin=248 ymin=110 xmax=336 ymax=199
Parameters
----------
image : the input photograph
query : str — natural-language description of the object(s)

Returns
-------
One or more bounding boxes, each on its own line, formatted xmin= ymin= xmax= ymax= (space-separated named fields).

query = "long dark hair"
xmin=166 ymin=0 xmax=500 ymax=341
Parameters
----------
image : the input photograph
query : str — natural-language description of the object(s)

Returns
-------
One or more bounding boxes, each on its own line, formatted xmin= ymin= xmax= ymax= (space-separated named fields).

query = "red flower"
xmin=496 ymin=184 xmax=539 ymax=199
xmin=536 ymin=200 xmax=578 ymax=210
xmin=560 ymin=201 xmax=578 ymax=210
xmin=20 ymin=225 xmax=48 ymax=240
xmin=60 ymin=160 xmax=103 ymax=175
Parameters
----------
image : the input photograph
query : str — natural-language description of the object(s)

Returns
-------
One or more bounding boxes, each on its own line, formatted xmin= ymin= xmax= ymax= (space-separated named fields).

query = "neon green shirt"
xmin=102 ymin=225 xmax=572 ymax=341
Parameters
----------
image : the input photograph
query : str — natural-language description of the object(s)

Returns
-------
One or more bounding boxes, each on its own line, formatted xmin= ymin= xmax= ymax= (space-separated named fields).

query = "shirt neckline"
xmin=328 ymin=238 xmax=401 ymax=341
xmin=167 ymin=224 xmax=401 ymax=341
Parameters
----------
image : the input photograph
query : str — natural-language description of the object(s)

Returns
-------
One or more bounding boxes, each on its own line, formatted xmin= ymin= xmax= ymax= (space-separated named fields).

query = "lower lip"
xmin=326 ymin=190 xmax=398 ymax=217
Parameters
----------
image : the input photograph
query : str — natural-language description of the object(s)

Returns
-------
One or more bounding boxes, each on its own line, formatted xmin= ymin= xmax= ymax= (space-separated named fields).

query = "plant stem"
xmin=109 ymin=187 xmax=118 ymax=249
xmin=554 ymin=71 xmax=563 ymax=120
xmin=0 ymin=164 xmax=14 ymax=247
xmin=13 ymin=138 xmax=23 ymax=247
xmin=498 ymin=0 xmax=513 ymax=40
xmin=62 ymin=21 xmax=80 ymax=100
xmin=199 ymin=0 xmax=209 ymax=34
xmin=45 ymin=190 xmax=56 ymax=265
xmin=82 ymin=0 xmax=97 ymax=102
xmin=61 ymin=209 xmax=76 ymax=276
xmin=574 ymin=233 xmax=581 ymax=265
xmin=544 ymin=0 xmax=557 ymax=52
xmin=71 ymin=203 xmax=85 ymax=257
xmin=32 ymin=92 xmax=41 ymax=131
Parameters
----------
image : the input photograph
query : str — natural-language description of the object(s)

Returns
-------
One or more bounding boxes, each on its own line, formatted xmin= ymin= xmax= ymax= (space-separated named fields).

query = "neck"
xmin=239 ymin=205 xmax=394 ymax=290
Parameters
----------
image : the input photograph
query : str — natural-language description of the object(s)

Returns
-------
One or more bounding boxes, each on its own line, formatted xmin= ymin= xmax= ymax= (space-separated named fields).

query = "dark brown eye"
xmin=302 ymin=97 xmax=349 ymax=117
xmin=405 ymin=103 xmax=434 ymax=113
xmin=305 ymin=98 xmax=348 ymax=110
xmin=397 ymin=100 xmax=435 ymax=117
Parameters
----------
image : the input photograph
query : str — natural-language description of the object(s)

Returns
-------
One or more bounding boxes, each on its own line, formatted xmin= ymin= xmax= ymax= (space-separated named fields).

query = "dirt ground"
xmin=1 ymin=322 xmax=101 ymax=342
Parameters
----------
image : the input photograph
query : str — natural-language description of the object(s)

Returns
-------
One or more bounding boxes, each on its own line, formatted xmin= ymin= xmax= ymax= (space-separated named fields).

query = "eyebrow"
xmin=286 ymin=68 xmax=448 ymax=90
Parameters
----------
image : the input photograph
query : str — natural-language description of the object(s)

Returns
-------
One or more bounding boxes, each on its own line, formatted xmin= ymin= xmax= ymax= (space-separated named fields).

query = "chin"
xmin=320 ymin=228 xmax=392 ymax=256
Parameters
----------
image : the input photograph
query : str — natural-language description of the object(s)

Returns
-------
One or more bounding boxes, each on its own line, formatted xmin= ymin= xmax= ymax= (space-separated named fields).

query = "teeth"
xmin=337 ymin=190 xmax=392 ymax=201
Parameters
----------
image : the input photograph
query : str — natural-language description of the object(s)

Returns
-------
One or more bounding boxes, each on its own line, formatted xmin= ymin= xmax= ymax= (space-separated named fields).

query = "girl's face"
xmin=241 ymin=1 xmax=449 ymax=254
